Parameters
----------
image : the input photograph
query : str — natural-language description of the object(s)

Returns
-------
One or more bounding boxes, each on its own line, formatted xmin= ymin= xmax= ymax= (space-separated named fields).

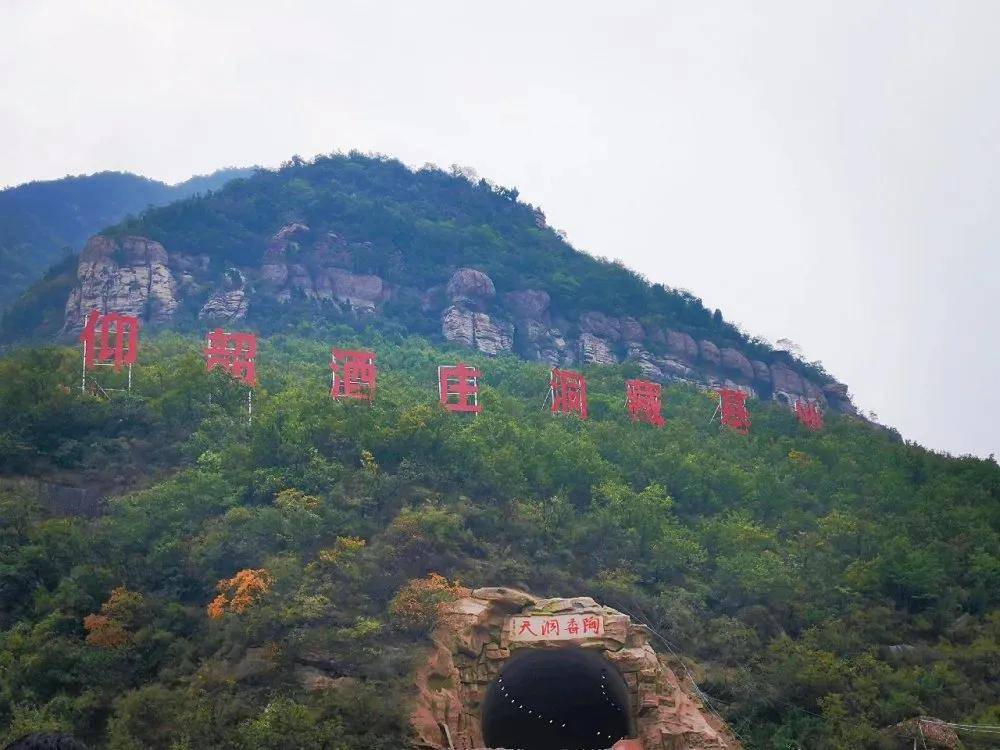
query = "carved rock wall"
xmin=410 ymin=588 xmax=739 ymax=750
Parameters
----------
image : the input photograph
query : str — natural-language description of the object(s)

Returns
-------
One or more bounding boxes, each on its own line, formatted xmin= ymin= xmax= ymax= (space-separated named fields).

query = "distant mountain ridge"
xmin=0 ymin=152 xmax=854 ymax=417
xmin=0 ymin=167 xmax=254 ymax=309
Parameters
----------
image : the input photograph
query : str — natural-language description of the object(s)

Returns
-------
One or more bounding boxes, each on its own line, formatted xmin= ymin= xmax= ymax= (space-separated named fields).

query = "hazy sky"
xmin=2 ymin=1 xmax=997 ymax=459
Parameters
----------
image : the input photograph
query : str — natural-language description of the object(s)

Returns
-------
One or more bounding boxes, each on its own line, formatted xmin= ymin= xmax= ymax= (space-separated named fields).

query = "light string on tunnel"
xmin=494 ymin=673 xmax=627 ymax=750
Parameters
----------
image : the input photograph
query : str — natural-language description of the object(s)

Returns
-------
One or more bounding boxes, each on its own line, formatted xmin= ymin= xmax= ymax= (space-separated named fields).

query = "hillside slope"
xmin=0 ymin=168 xmax=253 ymax=310
xmin=0 ymin=332 xmax=997 ymax=749
xmin=1 ymin=153 xmax=853 ymax=421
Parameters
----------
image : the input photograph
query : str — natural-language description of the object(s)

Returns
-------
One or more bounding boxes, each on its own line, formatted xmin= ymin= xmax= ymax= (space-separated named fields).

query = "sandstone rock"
xmin=525 ymin=596 xmax=601 ymax=614
xmin=698 ymin=340 xmax=721 ymax=366
xmin=447 ymin=268 xmax=495 ymax=309
xmin=620 ymin=317 xmax=645 ymax=343
xmin=64 ymin=235 xmax=178 ymax=332
xmin=751 ymin=360 xmax=771 ymax=384
xmin=658 ymin=357 xmax=697 ymax=380
xmin=319 ymin=267 xmax=384 ymax=312
xmin=442 ymin=306 xmax=513 ymax=356
xmin=471 ymin=587 xmax=538 ymax=609
xmin=579 ymin=333 xmax=618 ymax=365
xmin=605 ymin=645 xmax=660 ymax=673
xmin=720 ymin=348 xmax=754 ymax=381
xmin=414 ymin=590 xmax=742 ymax=750
xmin=801 ymin=377 xmax=828 ymax=407
xmin=628 ymin=346 xmax=665 ymax=380
xmin=770 ymin=363 xmax=804 ymax=395
xmin=665 ymin=330 xmax=699 ymax=362
xmin=259 ymin=222 xmax=308 ymax=288
xmin=579 ymin=311 xmax=622 ymax=341
xmin=199 ymin=268 xmax=247 ymax=321
xmin=503 ymin=289 xmax=550 ymax=319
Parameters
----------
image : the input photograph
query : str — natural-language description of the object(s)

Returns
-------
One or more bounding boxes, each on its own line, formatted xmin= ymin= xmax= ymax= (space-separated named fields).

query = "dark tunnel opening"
xmin=481 ymin=648 xmax=633 ymax=750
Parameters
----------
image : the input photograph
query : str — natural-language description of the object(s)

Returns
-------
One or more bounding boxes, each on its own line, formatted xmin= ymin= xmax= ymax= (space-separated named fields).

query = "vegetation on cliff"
xmin=1 ymin=154 xmax=829 ymax=387
xmin=0 ymin=168 xmax=252 ymax=312
xmin=0 ymin=330 xmax=997 ymax=749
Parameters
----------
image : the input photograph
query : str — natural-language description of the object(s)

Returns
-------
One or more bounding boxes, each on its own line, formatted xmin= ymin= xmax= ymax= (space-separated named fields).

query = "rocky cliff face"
xmin=61 ymin=224 xmax=857 ymax=415
xmin=64 ymin=236 xmax=178 ymax=332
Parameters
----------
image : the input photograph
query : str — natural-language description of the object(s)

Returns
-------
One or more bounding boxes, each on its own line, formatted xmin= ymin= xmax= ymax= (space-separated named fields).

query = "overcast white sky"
xmin=2 ymin=1 xmax=997 ymax=459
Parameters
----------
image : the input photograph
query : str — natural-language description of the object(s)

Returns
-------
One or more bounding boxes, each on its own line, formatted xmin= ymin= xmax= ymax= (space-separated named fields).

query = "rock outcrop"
xmin=410 ymin=588 xmax=739 ymax=750
xmin=580 ymin=332 xmax=618 ymax=365
xmin=442 ymin=306 xmax=514 ymax=356
xmin=58 ymin=231 xmax=857 ymax=417
xmin=503 ymin=288 xmax=550 ymax=320
xmin=698 ymin=340 xmax=721 ymax=366
xmin=580 ymin=311 xmax=622 ymax=342
xmin=447 ymin=267 xmax=496 ymax=309
xmin=720 ymin=348 xmax=755 ymax=381
xmin=665 ymin=330 xmax=699 ymax=362
xmin=64 ymin=235 xmax=178 ymax=332
xmin=199 ymin=269 xmax=249 ymax=322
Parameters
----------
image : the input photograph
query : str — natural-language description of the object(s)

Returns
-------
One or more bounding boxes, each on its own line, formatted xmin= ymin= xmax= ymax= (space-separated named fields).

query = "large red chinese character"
xmin=517 ymin=619 xmax=538 ymax=637
xmin=626 ymin=378 xmax=665 ymax=427
xmin=582 ymin=616 xmax=601 ymax=635
xmin=541 ymin=619 xmax=560 ymax=637
xmin=550 ymin=368 xmax=587 ymax=419
xmin=717 ymin=388 xmax=751 ymax=435
xmin=794 ymin=400 xmax=824 ymax=431
xmin=330 ymin=349 xmax=377 ymax=402
xmin=204 ymin=328 xmax=257 ymax=386
xmin=79 ymin=309 xmax=139 ymax=372
xmin=438 ymin=364 xmax=482 ymax=413
xmin=566 ymin=618 xmax=580 ymax=635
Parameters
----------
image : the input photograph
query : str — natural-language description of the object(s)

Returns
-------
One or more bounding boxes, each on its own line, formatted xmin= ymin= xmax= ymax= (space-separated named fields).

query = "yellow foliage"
xmin=207 ymin=568 xmax=272 ymax=619
xmin=82 ymin=586 xmax=144 ymax=649
xmin=360 ymin=449 xmax=378 ymax=474
xmin=83 ymin=613 xmax=130 ymax=648
xmin=388 ymin=573 xmax=469 ymax=633
xmin=317 ymin=536 xmax=366 ymax=566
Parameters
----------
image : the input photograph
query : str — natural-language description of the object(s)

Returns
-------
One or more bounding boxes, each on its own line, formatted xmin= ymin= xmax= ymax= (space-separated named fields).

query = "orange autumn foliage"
xmin=388 ymin=573 xmax=469 ymax=633
xmin=83 ymin=586 xmax=145 ymax=649
xmin=83 ymin=614 xmax=130 ymax=648
xmin=207 ymin=568 xmax=272 ymax=619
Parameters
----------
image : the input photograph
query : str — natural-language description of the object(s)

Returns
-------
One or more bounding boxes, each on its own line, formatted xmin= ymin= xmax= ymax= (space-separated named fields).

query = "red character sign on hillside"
xmin=79 ymin=309 xmax=139 ymax=373
xmin=204 ymin=328 xmax=257 ymax=386
xmin=438 ymin=364 xmax=482 ymax=413
xmin=550 ymin=368 xmax=587 ymax=419
xmin=794 ymin=399 xmax=824 ymax=431
xmin=717 ymin=388 xmax=751 ymax=435
xmin=625 ymin=378 xmax=665 ymax=427
xmin=330 ymin=348 xmax=377 ymax=402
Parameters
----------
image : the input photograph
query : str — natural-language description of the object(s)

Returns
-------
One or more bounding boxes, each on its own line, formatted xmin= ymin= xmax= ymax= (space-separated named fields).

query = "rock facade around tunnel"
xmin=410 ymin=588 xmax=739 ymax=750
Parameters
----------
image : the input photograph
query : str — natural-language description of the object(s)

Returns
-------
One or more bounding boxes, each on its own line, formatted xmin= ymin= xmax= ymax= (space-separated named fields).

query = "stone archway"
xmin=410 ymin=587 xmax=740 ymax=750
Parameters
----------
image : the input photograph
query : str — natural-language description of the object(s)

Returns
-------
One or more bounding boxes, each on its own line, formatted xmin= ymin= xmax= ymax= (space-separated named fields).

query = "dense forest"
xmin=1 ymin=328 xmax=997 ymax=749
xmin=0 ymin=168 xmax=252 ymax=311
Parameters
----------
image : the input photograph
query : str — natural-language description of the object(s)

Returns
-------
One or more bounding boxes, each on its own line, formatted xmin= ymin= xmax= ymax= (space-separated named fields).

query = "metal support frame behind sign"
xmin=81 ymin=339 xmax=132 ymax=396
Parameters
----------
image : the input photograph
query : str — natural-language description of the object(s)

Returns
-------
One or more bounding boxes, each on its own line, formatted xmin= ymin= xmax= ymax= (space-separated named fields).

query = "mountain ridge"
xmin=1 ymin=152 xmax=856 ymax=422
xmin=0 ymin=167 xmax=255 ymax=310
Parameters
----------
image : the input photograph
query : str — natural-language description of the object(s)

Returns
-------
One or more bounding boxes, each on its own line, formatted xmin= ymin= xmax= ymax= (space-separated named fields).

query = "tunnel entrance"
xmin=481 ymin=648 xmax=633 ymax=750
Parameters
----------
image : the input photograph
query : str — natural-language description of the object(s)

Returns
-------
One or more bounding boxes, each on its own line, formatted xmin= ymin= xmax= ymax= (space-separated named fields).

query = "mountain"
xmin=0 ymin=168 xmax=254 ymax=310
xmin=0 ymin=153 xmax=853 ymax=422
xmin=1 ymin=152 xmax=997 ymax=750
